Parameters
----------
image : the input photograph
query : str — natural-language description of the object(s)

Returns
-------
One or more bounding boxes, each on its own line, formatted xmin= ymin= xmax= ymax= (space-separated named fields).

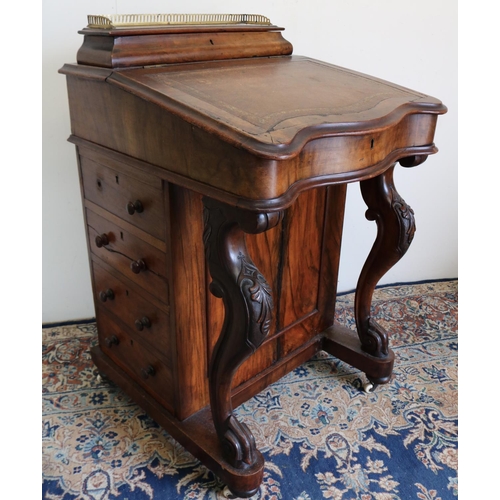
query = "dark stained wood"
xmin=231 ymin=337 xmax=323 ymax=409
xmin=60 ymin=16 xmax=446 ymax=497
xmin=322 ymin=324 xmax=395 ymax=384
xmin=355 ymin=165 xmax=418 ymax=359
xmin=84 ymin=199 xmax=167 ymax=252
xmin=202 ymin=197 xmax=284 ymax=470
xmin=230 ymin=212 xmax=282 ymax=389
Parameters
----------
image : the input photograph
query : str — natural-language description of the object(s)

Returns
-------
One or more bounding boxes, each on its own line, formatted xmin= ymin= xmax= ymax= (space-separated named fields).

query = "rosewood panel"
xmin=168 ymin=185 xmax=210 ymax=419
xmin=279 ymin=186 xmax=325 ymax=328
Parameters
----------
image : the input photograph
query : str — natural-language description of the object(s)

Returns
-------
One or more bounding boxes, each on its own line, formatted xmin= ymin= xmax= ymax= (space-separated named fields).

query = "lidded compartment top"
xmin=76 ymin=13 xmax=294 ymax=68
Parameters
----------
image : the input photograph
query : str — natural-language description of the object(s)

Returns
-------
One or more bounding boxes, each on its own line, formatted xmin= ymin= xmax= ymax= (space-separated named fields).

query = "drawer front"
xmin=92 ymin=261 xmax=172 ymax=365
xmin=80 ymin=156 xmax=165 ymax=240
xmin=96 ymin=310 xmax=175 ymax=413
xmin=87 ymin=209 xmax=169 ymax=302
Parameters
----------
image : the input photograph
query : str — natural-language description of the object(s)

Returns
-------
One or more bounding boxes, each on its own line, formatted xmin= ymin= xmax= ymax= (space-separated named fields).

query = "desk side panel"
xmin=206 ymin=187 xmax=339 ymax=391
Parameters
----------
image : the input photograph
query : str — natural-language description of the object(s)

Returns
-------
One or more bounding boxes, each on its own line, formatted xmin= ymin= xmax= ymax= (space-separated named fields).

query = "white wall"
xmin=42 ymin=0 xmax=457 ymax=323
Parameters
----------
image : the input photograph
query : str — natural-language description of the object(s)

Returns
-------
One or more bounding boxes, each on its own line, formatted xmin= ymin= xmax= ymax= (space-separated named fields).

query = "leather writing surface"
xmin=112 ymin=56 xmax=441 ymax=148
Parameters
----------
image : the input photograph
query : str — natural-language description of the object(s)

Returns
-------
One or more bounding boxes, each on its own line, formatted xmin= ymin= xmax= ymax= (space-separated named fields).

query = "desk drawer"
xmin=96 ymin=310 xmax=174 ymax=413
xmin=87 ymin=209 xmax=169 ymax=303
xmin=92 ymin=261 xmax=172 ymax=365
xmin=81 ymin=156 xmax=165 ymax=240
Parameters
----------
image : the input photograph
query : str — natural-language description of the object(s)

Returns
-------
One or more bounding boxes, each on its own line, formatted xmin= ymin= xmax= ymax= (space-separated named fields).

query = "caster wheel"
xmin=363 ymin=381 xmax=378 ymax=393
xmin=96 ymin=371 xmax=109 ymax=385
xmin=222 ymin=486 xmax=237 ymax=499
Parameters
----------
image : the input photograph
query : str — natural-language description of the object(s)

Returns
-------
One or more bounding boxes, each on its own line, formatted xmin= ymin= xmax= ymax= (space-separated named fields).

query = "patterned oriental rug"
xmin=42 ymin=280 xmax=458 ymax=500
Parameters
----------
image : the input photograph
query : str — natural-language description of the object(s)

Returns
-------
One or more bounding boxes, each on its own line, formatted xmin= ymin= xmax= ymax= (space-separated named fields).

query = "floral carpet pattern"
xmin=42 ymin=280 xmax=458 ymax=500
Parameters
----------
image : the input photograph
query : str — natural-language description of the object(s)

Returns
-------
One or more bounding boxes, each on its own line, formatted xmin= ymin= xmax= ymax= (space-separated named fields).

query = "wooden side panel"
xmin=208 ymin=221 xmax=282 ymax=389
xmin=168 ymin=185 xmax=210 ymax=419
xmin=279 ymin=186 xmax=325 ymax=327
xmin=229 ymin=188 xmax=326 ymax=389
xmin=317 ymin=184 xmax=348 ymax=324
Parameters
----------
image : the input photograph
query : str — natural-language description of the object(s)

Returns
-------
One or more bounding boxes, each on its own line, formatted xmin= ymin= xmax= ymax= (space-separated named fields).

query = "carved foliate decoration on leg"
xmin=392 ymin=191 xmax=416 ymax=254
xmin=238 ymin=252 xmax=274 ymax=344
xmin=202 ymin=197 xmax=283 ymax=469
xmin=355 ymin=166 xmax=416 ymax=359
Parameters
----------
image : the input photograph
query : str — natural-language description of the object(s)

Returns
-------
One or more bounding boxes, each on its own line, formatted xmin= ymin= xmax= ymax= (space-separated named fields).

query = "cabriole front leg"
xmin=203 ymin=197 xmax=283 ymax=496
xmin=355 ymin=165 xmax=417 ymax=385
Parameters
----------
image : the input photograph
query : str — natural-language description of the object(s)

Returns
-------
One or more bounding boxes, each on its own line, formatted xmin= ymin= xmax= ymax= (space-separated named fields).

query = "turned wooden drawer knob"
xmin=126 ymin=200 xmax=144 ymax=215
xmin=99 ymin=289 xmax=115 ymax=302
xmin=141 ymin=365 xmax=155 ymax=379
xmin=95 ymin=233 xmax=109 ymax=248
xmin=135 ymin=316 xmax=151 ymax=331
xmin=104 ymin=335 xmax=119 ymax=347
xmin=130 ymin=259 xmax=147 ymax=274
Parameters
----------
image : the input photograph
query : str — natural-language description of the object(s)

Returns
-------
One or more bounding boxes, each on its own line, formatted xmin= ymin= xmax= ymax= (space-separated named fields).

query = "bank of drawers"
xmin=81 ymin=156 xmax=165 ymax=240
xmin=86 ymin=210 xmax=169 ymax=301
xmin=96 ymin=310 xmax=174 ymax=413
xmin=80 ymin=153 xmax=173 ymax=410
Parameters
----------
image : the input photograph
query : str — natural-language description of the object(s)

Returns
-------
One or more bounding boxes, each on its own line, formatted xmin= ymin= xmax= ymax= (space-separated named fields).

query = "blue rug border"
xmin=42 ymin=277 xmax=458 ymax=328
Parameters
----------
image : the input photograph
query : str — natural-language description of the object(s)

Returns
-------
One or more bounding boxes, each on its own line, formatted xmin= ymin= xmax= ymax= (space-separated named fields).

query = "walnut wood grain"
xmin=167 ymin=185 xmax=210 ymax=420
xmin=78 ymin=31 xmax=292 ymax=69
xmin=76 ymin=24 xmax=292 ymax=69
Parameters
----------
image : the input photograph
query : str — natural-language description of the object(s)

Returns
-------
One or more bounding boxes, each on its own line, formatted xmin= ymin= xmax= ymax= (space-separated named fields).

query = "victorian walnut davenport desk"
xmin=60 ymin=14 xmax=446 ymax=498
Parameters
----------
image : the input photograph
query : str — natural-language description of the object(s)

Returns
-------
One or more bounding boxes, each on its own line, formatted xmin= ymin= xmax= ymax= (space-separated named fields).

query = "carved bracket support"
xmin=398 ymin=154 xmax=429 ymax=168
xmin=355 ymin=166 xmax=416 ymax=360
xmin=202 ymin=197 xmax=283 ymax=469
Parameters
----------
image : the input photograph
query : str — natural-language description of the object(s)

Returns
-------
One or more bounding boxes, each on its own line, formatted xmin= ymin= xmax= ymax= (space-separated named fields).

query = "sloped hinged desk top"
xmin=61 ymin=17 xmax=446 ymax=210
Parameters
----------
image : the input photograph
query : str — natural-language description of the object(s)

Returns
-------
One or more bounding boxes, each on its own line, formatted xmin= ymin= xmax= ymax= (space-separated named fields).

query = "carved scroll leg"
xmin=354 ymin=165 xmax=416 ymax=385
xmin=203 ymin=197 xmax=283 ymax=477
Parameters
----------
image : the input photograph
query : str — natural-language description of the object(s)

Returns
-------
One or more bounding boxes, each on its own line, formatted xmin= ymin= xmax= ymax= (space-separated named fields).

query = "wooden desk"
xmin=60 ymin=14 xmax=446 ymax=497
